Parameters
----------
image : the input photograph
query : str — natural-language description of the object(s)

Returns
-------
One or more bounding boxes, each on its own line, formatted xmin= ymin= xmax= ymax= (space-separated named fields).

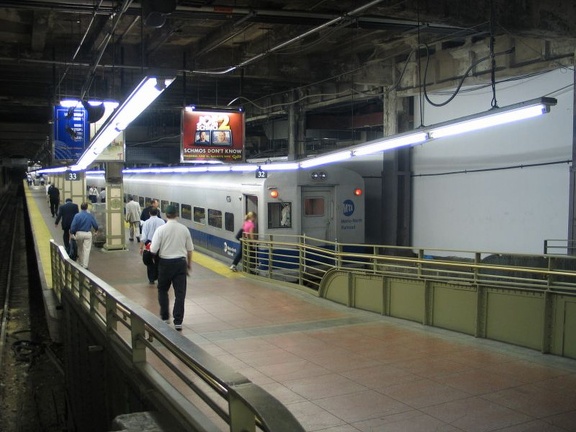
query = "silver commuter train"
xmin=90 ymin=166 xmax=365 ymax=265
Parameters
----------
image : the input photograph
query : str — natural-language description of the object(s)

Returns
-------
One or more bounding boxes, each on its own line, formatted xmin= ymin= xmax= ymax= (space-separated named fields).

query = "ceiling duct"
xmin=142 ymin=0 xmax=177 ymax=28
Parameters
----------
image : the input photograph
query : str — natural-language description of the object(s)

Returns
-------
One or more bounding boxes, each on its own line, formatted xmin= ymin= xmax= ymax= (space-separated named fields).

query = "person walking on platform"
xmin=70 ymin=202 xmax=99 ymax=269
xmin=150 ymin=205 xmax=193 ymax=331
xmin=125 ymin=195 xmax=142 ymax=242
xmin=45 ymin=181 xmax=51 ymax=202
xmin=140 ymin=198 xmax=161 ymax=225
xmin=140 ymin=207 xmax=165 ymax=284
xmin=230 ymin=212 xmax=256 ymax=272
xmin=55 ymin=198 xmax=79 ymax=255
xmin=88 ymin=185 xmax=98 ymax=204
xmin=47 ymin=183 xmax=61 ymax=217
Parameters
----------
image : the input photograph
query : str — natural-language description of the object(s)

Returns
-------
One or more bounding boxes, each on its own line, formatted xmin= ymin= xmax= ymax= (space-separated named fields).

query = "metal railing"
xmin=50 ymin=240 xmax=305 ymax=432
xmin=543 ymin=238 xmax=576 ymax=255
xmin=241 ymin=234 xmax=576 ymax=293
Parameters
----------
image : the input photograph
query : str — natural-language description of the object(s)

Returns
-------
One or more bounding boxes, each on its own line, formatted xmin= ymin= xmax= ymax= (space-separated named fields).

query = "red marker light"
xmin=270 ymin=189 xmax=279 ymax=198
xmin=354 ymin=188 xmax=363 ymax=196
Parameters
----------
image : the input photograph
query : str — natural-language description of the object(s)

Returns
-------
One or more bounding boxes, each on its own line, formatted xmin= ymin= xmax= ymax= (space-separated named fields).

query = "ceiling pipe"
xmin=79 ymin=0 xmax=134 ymax=101
xmin=190 ymin=0 xmax=388 ymax=76
xmin=56 ymin=0 xmax=105 ymax=92
xmin=0 ymin=0 xmax=470 ymax=34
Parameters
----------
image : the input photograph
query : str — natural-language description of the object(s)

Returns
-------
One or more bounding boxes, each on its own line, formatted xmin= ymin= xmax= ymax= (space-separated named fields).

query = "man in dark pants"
xmin=140 ymin=208 xmax=165 ymax=284
xmin=55 ymin=198 xmax=79 ymax=254
xmin=47 ymin=184 xmax=61 ymax=217
xmin=150 ymin=205 xmax=194 ymax=331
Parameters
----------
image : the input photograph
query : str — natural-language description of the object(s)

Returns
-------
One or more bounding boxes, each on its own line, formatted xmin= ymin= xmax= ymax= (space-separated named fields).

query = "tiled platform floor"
xmin=29 ymin=185 xmax=576 ymax=431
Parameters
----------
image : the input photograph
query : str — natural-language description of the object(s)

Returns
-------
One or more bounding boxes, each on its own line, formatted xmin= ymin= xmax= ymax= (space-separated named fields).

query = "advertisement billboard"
xmin=181 ymin=108 xmax=244 ymax=163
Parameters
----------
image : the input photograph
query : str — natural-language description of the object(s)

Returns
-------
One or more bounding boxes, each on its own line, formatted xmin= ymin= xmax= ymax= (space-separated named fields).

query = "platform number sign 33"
xmin=66 ymin=172 xmax=80 ymax=181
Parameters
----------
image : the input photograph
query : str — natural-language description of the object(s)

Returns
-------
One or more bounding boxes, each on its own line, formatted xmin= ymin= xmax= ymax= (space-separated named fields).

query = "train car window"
xmin=304 ymin=197 xmax=324 ymax=217
xmin=171 ymin=202 xmax=179 ymax=210
xmin=144 ymin=197 xmax=151 ymax=207
xmin=193 ymin=207 xmax=205 ymax=224
xmin=181 ymin=204 xmax=192 ymax=220
xmin=170 ymin=202 xmax=180 ymax=216
xmin=225 ymin=212 xmax=234 ymax=232
xmin=160 ymin=200 xmax=169 ymax=213
xmin=208 ymin=209 xmax=222 ymax=229
xmin=268 ymin=202 xmax=292 ymax=228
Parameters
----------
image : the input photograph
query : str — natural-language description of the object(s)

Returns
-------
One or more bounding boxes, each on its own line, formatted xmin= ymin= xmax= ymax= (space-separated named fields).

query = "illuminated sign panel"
xmin=53 ymin=106 xmax=89 ymax=160
xmin=181 ymin=108 xmax=244 ymax=163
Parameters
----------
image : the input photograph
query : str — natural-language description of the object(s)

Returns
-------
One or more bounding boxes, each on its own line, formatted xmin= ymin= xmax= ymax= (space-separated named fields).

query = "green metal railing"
xmin=241 ymin=234 xmax=576 ymax=293
xmin=239 ymin=235 xmax=576 ymax=359
xmin=50 ymin=240 xmax=305 ymax=432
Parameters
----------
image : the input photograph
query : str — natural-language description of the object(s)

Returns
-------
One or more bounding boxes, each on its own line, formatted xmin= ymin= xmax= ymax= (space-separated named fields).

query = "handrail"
xmin=241 ymin=234 xmax=576 ymax=292
xmin=50 ymin=240 xmax=305 ymax=432
xmin=543 ymin=238 xmax=576 ymax=255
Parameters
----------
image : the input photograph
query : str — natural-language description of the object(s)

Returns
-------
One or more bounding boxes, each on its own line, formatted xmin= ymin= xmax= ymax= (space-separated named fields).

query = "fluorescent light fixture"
xmin=353 ymin=132 xmax=428 ymax=156
xmin=230 ymin=164 xmax=258 ymax=172
xmin=428 ymin=97 xmax=556 ymax=139
xmin=295 ymin=97 xmax=556 ymax=169
xmin=72 ymin=75 xmax=176 ymax=170
xmin=262 ymin=162 xmax=300 ymax=171
xmin=207 ymin=165 xmax=233 ymax=172
xmin=37 ymin=166 xmax=68 ymax=174
xmin=300 ymin=150 xmax=352 ymax=168
xmin=85 ymin=170 xmax=105 ymax=180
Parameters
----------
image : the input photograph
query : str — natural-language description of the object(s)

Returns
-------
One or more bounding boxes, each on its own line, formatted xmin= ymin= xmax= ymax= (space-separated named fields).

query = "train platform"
xmin=26 ymin=184 xmax=576 ymax=432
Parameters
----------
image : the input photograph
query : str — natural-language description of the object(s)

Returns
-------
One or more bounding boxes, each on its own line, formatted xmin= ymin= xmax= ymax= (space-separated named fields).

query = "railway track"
xmin=0 ymin=187 xmax=22 ymax=371
xmin=0 ymin=183 xmax=67 ymax=432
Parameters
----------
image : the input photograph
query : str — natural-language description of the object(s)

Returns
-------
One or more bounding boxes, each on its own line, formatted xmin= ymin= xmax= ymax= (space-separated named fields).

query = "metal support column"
xmin=381 ymin=92 xmax=413 ymax=247
xmin=103 ymin=162 xmax=126 ymax=251
xmin=568 ymin=65 xmax=576 ymax=254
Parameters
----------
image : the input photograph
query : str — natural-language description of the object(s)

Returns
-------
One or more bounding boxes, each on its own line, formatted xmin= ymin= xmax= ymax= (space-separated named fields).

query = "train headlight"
xmin=270 ymin=189 xmax=279 ymax=199
xmin=354 ymin=188 xmax=363 ymax=196
xmin=311 ymin=171 xmax=327 ymax=180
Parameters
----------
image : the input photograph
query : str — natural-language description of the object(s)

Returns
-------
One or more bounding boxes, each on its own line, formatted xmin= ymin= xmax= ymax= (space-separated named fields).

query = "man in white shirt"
xmin=88 ymin=185 xmax=98 ymax=203
xmin=140 ymin=207 xmax=165 ymax=284
xmin=150 ymin=205 xmax=194 ymax=331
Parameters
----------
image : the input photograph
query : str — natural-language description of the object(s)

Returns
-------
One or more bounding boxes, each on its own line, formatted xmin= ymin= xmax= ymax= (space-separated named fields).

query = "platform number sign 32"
xmin=255 ymin=169 xmax=267 ymax=179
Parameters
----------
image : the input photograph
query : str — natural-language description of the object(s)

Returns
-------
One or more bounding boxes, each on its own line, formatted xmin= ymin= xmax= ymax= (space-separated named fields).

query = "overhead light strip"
xmin=37 ymin=96 xmax=556 ymax=175
xmin=427 ymin=97 xmax=555 ymax=139
xmin=295 ymin=96 xmax=557 ymax=169
xmin=71 ymin=75 xmax=176 ymax=171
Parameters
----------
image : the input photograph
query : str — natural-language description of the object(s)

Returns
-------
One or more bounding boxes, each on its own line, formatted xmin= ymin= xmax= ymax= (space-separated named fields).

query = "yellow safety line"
xmin=193 ymin=252 xmax=242 ymax=278
xmin=24 ymin=183 xmax=54 ymax=289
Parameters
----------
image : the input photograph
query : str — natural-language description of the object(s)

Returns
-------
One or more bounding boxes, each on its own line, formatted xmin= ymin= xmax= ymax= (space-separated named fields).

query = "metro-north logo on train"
xmin=343 ymin=199 xmax=355 ymax=216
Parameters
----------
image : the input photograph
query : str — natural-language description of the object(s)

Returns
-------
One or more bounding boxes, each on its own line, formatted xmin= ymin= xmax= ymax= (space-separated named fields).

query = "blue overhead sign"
xmin=53 ymin=106 xmax=89 ymax=160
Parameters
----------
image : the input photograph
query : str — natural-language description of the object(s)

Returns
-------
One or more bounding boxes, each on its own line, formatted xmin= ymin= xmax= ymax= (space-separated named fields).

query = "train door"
xmin=244 ymin=194 xmax=258 ymax=234
xmin=301 ymin=187 xmax=334 ymax=241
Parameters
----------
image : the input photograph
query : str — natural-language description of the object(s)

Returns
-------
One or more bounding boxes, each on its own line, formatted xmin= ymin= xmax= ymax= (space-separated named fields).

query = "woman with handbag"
xmin=230 ymin=212 xmax=256 ymax=272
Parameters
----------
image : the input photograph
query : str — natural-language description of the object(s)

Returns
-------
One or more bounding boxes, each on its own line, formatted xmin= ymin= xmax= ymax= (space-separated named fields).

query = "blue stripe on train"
xmin=189 ymin=227 xmax=369 ymax=269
